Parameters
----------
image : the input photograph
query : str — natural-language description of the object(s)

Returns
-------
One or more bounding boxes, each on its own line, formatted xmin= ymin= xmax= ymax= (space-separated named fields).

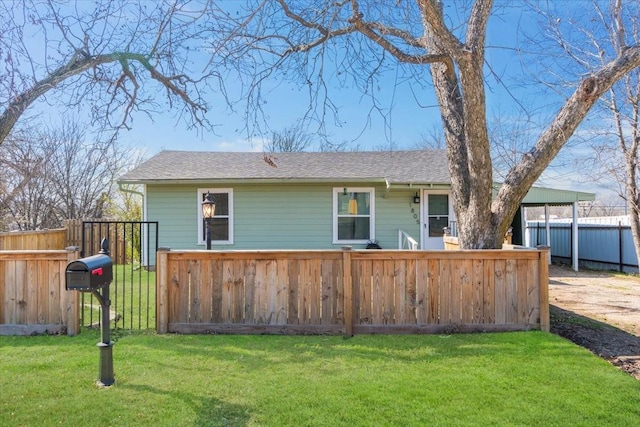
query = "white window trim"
xmin=332 ymin=187 xmax=375 ymax=244
xmin=197 ymin=188 xmax=234 ymax=245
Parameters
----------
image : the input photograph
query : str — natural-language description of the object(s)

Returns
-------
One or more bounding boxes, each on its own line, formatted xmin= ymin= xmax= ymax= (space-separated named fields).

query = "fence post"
xmin=342 ymin=246 xmax=353 ymax=337
xmin=537 ymin=246 xmax=550 ymax=332
xmin=62 ymin=247 xmax=80 ymax=336
xmin=157 ymin=247 xmax=170 ymax=334
xmin=618 ymin=222 xmax=623 ymax=272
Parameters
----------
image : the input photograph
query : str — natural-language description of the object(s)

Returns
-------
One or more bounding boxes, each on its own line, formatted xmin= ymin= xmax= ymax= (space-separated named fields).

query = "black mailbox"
xmin=66 ymin=254 xmax=113 ymax=291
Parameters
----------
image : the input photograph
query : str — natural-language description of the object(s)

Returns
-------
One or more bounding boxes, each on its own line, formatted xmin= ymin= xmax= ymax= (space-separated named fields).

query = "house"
xmin=118 ymin=150 xmax=595 ymax=252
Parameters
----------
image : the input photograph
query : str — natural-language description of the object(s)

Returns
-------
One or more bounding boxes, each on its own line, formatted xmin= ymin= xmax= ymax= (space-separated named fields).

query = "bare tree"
xmin=0 ymin=0 xmax=220 ymax=146
xmin=0 ymin=127 xmax=57 ymax=229
xmin=0 ymin=119 xmax=131 ymax=230
xmin=265 ymin=124 xmax=314 ymax=152
xmin=204 ymin=0 xmax=640 ymax=248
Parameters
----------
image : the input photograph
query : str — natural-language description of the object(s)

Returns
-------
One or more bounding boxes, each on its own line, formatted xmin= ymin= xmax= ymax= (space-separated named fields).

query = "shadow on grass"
xmin=123 ymin=329 xmax=575 ymax=371
xmin=124 ymin=384 xmax=250 ymax=427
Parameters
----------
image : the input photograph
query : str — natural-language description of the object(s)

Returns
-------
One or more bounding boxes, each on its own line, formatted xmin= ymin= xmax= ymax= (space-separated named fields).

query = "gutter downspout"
xmin=118 ymin=183 xmax=146 ymax=221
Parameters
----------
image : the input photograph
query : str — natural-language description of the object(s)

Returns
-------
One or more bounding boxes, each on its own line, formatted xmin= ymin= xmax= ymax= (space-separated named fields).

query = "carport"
xmin=508 ymin=186 xmax=596 ymax=271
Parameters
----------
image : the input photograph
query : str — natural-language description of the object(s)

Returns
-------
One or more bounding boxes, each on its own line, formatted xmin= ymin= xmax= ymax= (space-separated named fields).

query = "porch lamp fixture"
xmin=413 ymin=192 xmax=420 ymax=204
xmin=201 ymin=192 xmax=216 ymax=250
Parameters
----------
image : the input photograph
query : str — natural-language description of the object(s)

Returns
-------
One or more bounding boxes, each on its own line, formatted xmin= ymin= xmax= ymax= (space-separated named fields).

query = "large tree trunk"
xmin=421 ymin=0 xmax=500 ymax=249
xmin=624 ymin=101 xmax=640 ymax=268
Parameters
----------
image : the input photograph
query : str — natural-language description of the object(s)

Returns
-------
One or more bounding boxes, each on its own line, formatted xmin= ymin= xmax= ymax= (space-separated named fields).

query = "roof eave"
xmin=118 ymin=177 xmax=393 ymax=186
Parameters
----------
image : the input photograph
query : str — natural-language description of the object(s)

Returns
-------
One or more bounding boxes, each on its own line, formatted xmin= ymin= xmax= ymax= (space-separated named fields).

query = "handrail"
xmin=398 ymin=229 xmax=419 ymax=250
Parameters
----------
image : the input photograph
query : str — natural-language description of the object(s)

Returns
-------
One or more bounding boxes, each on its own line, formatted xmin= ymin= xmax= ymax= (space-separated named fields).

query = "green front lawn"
xmin=1 ymin=331 xmax=638 ymax=426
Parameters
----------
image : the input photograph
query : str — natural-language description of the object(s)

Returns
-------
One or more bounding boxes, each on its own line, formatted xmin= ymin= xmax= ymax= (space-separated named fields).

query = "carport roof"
xmin=517 ymin=186 xmax=595 ymax=205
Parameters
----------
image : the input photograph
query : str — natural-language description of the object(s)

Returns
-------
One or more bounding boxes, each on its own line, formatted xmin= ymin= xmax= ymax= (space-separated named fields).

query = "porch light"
xmin=201 ymin=192 xmax=216 ymax=250
xmin=414 ymin=192 xmax=420 ymax=204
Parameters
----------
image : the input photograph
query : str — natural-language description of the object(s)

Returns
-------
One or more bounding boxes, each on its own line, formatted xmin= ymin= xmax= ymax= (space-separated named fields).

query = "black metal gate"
xmin=79 ymin=221 xmax=159 ymax=330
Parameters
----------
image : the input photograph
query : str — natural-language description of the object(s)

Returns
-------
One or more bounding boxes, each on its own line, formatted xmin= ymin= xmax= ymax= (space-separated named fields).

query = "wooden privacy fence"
xmin=0 ymin=229 xmax=67 ymax=250
xmin=0 ymin=249 xmax=79 ymax=336
xmin=157 ymin=247 xmax=549 ymax=336
xmin=65 ymin=219 xmax=127 ymax=264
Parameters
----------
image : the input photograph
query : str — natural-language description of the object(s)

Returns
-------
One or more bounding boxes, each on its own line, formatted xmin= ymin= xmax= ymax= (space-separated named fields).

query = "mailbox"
xmin=66 ymin=253 xmax=113 ymax=291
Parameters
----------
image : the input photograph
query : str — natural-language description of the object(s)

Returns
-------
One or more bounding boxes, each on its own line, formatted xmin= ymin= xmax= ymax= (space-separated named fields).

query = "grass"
xmin=1 ymin=331 xmax=639 ymax=426
xmin=80 ymin=264 xmax=156 ymax=330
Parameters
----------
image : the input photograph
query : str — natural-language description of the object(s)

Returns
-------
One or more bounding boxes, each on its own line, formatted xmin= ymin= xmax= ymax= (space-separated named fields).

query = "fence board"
xmin=440 ymin=260 xmax=452 ymax=324
xmin=222 ymin=260 xmax=242 ymax=323
xmin=189 ymin=260 xmax=203 ymax=323
xmin=426 ymin=259 xmax=439 ymax=324
xmin=331 ymin=260 xmax=344 ymax=325
xmin=168 ymin=258 xmax=183 ymax=324
xmin=461 ymin=259 xmax=473 ymax=323
xmin=321 ymin=259 xmax=334 ymax=325
xmin=37 ymin=261 xmax=49 ymax=324
xmin=483 ymin=259 xmax=495 ymax=324
xmin=394 ymin=260 xmax=406 ymax=324
xmin=506 ymin=259 xmax=518 ymax=323
xmin=383 ymin=260 xmax=395 ymax=324
xmin=471 ymin=260 xmax=483 ymax=324
xmin=358 ymin=260 xmax=373 ymax=324
xmin=253 ymin=261 xmax=267 ymax=324
xmin=517 ymin=259 xmax=529 ymax=324
xmin=242 ymin=260 xmax=255 ymax=324
xmin=342 ymin=250 xmax=352 ymax=336
xmin=234 ymin=260 xmax=246 ymax=323
xmin=494 ymin=259 xmax=506 ymax=324
xmin=15 ymin=261 xmax=26 ymax=324
xmin=26 ymin=261 xmax=38 ymax=324
xmin=287 ymin=260 xmax=299 ymax=325
xmin=309 ymin=259 xmax=321 ymax=325
xmin=276 ymin=259 xmax=288 ymax=325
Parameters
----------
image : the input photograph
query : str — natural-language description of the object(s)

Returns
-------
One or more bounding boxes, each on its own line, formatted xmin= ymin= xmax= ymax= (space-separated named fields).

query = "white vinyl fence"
xmin=526 ymin=221 xmax=638 ymax=273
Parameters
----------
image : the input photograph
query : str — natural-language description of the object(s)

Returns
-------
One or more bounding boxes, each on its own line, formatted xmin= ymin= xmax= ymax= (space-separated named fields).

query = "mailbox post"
xmin=65 ymin=238 xmax=115 ymax=387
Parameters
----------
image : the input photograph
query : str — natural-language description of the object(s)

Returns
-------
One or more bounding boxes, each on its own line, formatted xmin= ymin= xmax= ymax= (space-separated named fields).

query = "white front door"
xmin=421 ymin=191 xmax=453 ymax=249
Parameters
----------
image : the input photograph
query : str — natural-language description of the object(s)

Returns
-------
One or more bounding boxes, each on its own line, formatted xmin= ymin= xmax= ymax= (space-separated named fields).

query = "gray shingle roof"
xmin=118 ymin=150 xmax=450 ymax=184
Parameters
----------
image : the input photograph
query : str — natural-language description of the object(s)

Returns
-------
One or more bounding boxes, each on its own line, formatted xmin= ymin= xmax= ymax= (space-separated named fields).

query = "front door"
xmin=421 ymin=191 xmax=452 ymax=249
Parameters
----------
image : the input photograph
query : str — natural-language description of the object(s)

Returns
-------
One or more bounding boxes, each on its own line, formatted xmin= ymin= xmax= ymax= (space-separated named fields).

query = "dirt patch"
xmin=548 ymin=264 xmax=640 ymax=380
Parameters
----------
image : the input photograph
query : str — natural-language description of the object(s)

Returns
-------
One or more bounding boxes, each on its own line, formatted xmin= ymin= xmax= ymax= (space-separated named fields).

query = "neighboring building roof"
xmin=118 ymin=150 xmax=451 ymax=185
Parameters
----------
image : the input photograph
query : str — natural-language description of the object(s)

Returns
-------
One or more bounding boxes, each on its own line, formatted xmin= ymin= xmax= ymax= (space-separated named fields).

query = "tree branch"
xmin=0 ymin=50 xmax=207 ymax=145
xmin=494 ymin=44 xmax=640 ymax=224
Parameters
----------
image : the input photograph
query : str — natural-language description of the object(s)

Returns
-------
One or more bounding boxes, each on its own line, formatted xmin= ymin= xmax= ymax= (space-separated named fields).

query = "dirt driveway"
xmin=548 ymin=264 xmax=640 ymax=379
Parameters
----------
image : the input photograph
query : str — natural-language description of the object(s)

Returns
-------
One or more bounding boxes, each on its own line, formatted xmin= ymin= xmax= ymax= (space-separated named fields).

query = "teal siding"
xmin=235 ymin=184 xmax=333 ymax=249
xmin=146 ymin=183 xmax=425 ymax=250
xmin=147 ymin=185 xmax=200 ymax=249
xmin=375 ymin=190 xmax=422 ymax=249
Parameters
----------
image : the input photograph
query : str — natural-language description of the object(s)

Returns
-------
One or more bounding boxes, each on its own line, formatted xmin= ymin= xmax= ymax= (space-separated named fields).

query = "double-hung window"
xmin=333 ymin=187 xmax=375 ymax=244
xmin=197 ymin=188 xmax=233 ymax=245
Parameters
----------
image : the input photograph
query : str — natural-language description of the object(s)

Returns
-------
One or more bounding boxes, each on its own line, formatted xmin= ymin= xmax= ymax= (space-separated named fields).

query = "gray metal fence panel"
xmin=526 ymin=222 xmax=638 ymax=272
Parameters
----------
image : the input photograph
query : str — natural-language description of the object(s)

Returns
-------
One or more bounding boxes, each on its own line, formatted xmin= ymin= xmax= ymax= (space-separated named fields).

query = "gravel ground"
xmin=548 ymin=264 xmax=640 ymax=380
